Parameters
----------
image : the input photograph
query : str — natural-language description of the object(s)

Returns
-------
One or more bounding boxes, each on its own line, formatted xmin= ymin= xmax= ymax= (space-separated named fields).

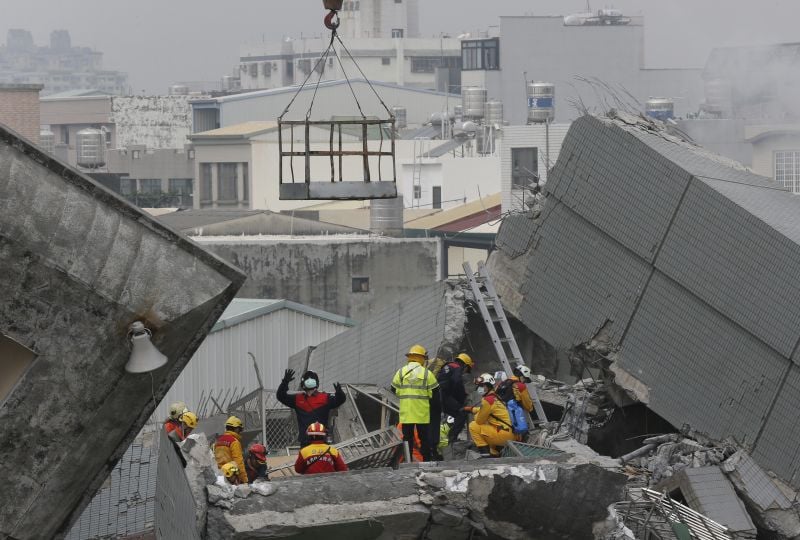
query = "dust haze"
xmin=1 ymin=0 xmax=798 ymax=93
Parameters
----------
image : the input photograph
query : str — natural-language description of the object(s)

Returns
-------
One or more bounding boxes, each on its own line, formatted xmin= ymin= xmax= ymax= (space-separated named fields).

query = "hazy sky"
xmin=1 ymin=0 xmax=798 ymax=93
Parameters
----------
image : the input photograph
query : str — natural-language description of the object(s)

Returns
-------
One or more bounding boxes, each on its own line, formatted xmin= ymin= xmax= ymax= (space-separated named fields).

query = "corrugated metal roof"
xmin=405 ymin=194 xmax=501 ymax=230
xmin=424 ymin=139 xmax=465 ymax=158
xmin=212 ymin=298 xmax=356 ymax=331
xmin=191 ymin=121 xmax=277 ymax=138
xmin=157 ymin=209 xmax=364 ymax=235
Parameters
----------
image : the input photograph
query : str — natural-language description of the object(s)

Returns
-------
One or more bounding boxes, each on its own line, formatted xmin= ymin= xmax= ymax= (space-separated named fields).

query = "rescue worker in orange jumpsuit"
xmin=245 ymin=443 xmax=269 ymax=482
xmin=166 ymin=411 xmax=198 ymax=445
xmin=294 ymin=422 xmax=349 ymax=475
xmin=466 ymin=373 xmax=515 ymax=457
xmin=214 ymin=416 xmax=248 ymax=484
xmin=163 ymin=401 xmax=188 ymax=438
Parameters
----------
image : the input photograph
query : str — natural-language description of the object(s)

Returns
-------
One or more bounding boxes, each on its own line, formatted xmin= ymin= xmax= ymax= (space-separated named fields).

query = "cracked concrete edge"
xmin=607 ymin=362 xmax=651 ymax=404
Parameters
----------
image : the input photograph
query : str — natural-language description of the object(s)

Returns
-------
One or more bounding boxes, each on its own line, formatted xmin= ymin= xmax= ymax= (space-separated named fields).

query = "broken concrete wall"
xmin=198 ymin=236 xmax=441 ymax=323
xmin=0 ymin=124 xmax=244 ymax=539
xmin=111 ymin=95 xmax=192 ymax=149
xmin=488 ymin=113 xmax=800 ymax=489
xmin=205 ymin=459 xmax=627 ymax=540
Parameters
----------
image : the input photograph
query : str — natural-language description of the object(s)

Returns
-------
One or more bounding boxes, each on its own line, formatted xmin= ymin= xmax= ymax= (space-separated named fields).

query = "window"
xmin=391 ymin=29 xmax=404 ymax=38
xmin=511 ymin=147 xmax=539 ymax=188
xmin=139 ymin=179 xmax=162 ymax=194
xmin=200 ymin=163 xmax=213 ymax=202
xmin=242 ymin=163 xmax=249 ymax=202
xmin=218 ymin=163 xmax=238 ymax=201
xmin=169 ymin=178 xmax=193 ymax=195
xmin=432 ymin=186 xmax=442 ymax=209
xmin=775 ymin=151 xmax=800 ymax=193
xmin=382 ymin=57 xmax=391 ymax=66
xmin=0 ymin=333 xmax=36 ymax=402
xmin=352 ymin=277 xmax=370 ymax=293
xmin=286 ymin=60 xmax=294 ymax=78
xmin=120 ymin=177 xmax=136 ymax=196
xmin=61 ymin=125 xmax=69 ymax=145
xmin=413 ymin=184 xmax=422 ymax=199
xmin=461 ymin=38 xmax=500 ymax=71
xmin=132 ymin=150 xmax=141 ymax=159
xmin=411 ymin=55 xmax=461 ymax=74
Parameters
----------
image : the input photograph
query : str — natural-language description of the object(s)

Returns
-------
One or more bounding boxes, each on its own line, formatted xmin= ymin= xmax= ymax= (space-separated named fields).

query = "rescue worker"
xmin=277 ymin=369 xmax=346 ymax=446
xmin=245 ymin=443 xmax=269 ymax=483
xmin=163 ymin=401 xmax=188 ymax=437
xmin=391 ymin=344 xmax=440 ymax=462
xmin=467 ymin=373 xmax=515 ymax=457
xmin=436 ymin=352 xmax=474 ymax=444
xmin=167 ymin=411 xmax=198 ymax=445
xmin=510 ymin=364 xmax=535 ymax=415
xmin=294 ymin=422 xmax=348 ymax=474
xmin=221 ymin=461 xmax=241 ymax=485
xmin=214 ymin=416 xmax=248 ymax=485
xmin=396 ymin=423 xmax=424 ymax=463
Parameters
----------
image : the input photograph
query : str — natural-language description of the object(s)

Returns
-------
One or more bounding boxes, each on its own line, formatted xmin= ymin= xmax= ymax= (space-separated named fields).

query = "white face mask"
xmin=477 ymin=387 xmax=486 ymax=396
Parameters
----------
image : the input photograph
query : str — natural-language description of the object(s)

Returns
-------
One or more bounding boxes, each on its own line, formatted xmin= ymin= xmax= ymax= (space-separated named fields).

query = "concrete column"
xmin=236 ymin=163 xmax=244 ymax=207
xmin=211 ymin=163 xmax=219 ymax=208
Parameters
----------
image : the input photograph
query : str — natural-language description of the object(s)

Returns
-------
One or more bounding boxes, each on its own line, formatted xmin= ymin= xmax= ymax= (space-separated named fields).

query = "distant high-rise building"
xmin=0 ymin=29 xmax=128 ymax=95
xmin=339 ymin=0 xmax=421 ymax=39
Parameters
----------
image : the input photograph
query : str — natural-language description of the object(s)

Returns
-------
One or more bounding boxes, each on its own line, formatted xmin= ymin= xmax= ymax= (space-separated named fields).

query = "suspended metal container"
xmin=485 ymin=100 xmax=504 ymax=126
xmin=527 ymin=82 xmax=555 ymax=124
xmin=645 ymin=97 xmax=675 ymax=121
xmin=392 ymin=106 xmax=407 ymax=129
xmin=39 ymin=128 xmax=55 ymax=154
xmin=462 ymin=87 xmax=487 ymax=120
xmin=76 ymin=128 xmax=106 ymax=169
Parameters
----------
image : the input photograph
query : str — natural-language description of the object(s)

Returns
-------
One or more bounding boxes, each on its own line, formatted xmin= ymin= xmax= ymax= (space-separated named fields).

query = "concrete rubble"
xmin=199 ymin=456 xmax=627 ymax=540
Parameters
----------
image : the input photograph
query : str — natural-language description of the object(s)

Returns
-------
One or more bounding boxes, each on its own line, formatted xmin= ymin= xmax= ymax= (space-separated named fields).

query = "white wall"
xmin=501 ymin=123 xmax=571 ymax=212
xmin=152 ymin=307 xmax=350 ymax=422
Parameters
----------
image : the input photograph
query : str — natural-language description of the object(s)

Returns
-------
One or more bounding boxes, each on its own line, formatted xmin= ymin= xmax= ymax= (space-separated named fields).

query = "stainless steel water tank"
xmin=453 ymin=105 xmax=463 ymax=122
xmin=392 ymin=106 xmax=407 ymax=129
xmin=39 ymin=128 xmax=55 ymax=154
xmin=645 ymin=97 xmax=675 ymax=121
xmin=462 ymin=87 xmax=487 ymax=120
xmin=485 ymin=100 xmax=503 ymax=126
xmin=76 ymin=128 xmax=106 ymax=169
xmin=370 ymin=196 xmax=404 ymax=237
xmin=527 ymin=82 xmax=555 ymax=123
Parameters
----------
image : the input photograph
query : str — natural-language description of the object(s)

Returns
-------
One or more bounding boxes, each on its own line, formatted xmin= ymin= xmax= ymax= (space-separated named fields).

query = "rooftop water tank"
xmin=645 ymin=97 xmax=675 ymax=121
xmin=462 ymin=87 xmax=487 ymax=120
xmin=485 ymin=100 xmax=504 ymax=126
xmin=76 ymin=128 xmax=106 ymax=169
xmin=370 ymin=196 xmax=404 ymax=237
xmin=430 ymin=112 xmax=448 ymax=126
xmin=39 ymin=128 xmax=55 ymax=154
xmin=392 ymin=106 xmax=407 ymax=129
xmin=527 ymin=82 xmax=555 ymax=124
xmin=453 ymin=105 xmax=463 ymax=122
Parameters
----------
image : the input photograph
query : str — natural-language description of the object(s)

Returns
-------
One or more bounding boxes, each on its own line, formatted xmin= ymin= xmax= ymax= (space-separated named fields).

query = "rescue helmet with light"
xmin=221 ymin=461 xmax=239 ymax=478
xmin=306 ymin=422 xmax=327 ymax=438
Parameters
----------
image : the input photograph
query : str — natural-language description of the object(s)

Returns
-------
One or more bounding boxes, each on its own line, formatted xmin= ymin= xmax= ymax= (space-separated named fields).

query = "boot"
xmin=477 ymin=446 xmax=491 ymax=457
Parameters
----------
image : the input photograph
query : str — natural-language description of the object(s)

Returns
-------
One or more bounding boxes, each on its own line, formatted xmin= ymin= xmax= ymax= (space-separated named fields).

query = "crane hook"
xmin=324 ymin=10 xmax=340 ymax=31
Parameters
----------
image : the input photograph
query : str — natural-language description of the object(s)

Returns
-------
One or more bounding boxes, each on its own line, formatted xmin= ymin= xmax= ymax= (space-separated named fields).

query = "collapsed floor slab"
xmin=488 ymin=113 xmax=800 ymax=489
xmin=205 ymin=458 xmax=627 ymax=540
xmin=0 ymin=123 xmax=245 ymax=539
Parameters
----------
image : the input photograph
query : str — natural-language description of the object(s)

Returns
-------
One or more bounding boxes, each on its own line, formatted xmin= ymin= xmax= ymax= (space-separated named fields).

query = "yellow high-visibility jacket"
xmin=510 ymin=376 xmax=534 ymax=413
xmin=392 ymin=361 xmax=439 ymax=424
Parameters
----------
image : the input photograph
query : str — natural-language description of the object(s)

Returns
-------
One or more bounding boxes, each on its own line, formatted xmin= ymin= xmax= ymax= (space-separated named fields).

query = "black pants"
xmin=446 ymin=408 xmax=469 ymax=443
xmin=402 ymin=423 xmax=432 ymax=462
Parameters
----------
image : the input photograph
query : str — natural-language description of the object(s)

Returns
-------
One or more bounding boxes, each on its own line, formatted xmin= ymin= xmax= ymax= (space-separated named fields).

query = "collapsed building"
xmin=0 ymin=123 xmax=245 ymax=539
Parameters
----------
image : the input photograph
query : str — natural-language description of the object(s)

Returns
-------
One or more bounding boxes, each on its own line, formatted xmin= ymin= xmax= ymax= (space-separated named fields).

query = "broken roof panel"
xmin=489 ymin=113 xmax=800 ymax=488
xmin=0 ymin=123 xmax=244 ymax=539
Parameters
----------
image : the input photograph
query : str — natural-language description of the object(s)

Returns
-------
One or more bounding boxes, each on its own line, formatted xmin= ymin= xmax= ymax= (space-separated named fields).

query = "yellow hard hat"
xmin=180 ymin=411 xmax=198 ymax=429
xmin=405 ymin=344 xmax=428 ymax=361
xmin=456 ymin=353 xmax=474 ymax=368
xmin=221 ymin=461 xmax=239 ymax=478
xmin=225 ymin=415 xmax=243 ymax=429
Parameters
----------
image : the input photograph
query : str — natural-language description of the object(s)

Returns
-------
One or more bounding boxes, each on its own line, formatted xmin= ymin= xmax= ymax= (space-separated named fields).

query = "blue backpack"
xmin=506 ymin=399 xmax=529 ymax=435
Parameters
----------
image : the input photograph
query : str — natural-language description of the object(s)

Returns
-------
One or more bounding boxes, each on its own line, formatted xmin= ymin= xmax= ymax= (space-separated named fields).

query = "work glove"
xmin=333 ymin=382 xmax=343 ymax=394
xmin=463 ymin=406 xmax=475 ymax=413
xmin=282 ymin=369 xmax=295 ymax=385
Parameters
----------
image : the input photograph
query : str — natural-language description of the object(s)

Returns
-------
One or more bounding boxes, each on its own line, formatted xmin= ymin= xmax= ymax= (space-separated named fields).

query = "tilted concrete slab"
xmin=488 ymin=113 xmax=800 ymax=489
xmin=0 ymin=123 xmax=245 ymax=539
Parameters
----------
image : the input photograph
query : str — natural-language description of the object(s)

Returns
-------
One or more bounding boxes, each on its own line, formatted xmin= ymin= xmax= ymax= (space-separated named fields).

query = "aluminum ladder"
xmin=463 ymin=260 xmax=548 ymax=422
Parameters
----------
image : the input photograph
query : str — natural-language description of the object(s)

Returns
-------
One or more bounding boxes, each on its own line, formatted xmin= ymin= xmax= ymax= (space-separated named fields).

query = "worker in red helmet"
xmin=245 ymin=443 xmax=269 ymax=482
xmin=294 ymin=422 xmax=348 ymax=475
xmin=277 ymin=369 xmax=346 ymax=446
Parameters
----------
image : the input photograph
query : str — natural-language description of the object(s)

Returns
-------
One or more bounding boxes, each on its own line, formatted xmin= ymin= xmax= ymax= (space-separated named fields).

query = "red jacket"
xmin=276 ymin=384 xmax=346 ymax=444
xmin=294 ymin=442 xmax=348 ymax=475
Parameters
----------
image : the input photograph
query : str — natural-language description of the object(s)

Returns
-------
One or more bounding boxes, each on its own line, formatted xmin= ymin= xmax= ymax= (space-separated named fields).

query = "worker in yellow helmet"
xmin=391 ymin=344 xmax=440 ymax=462
xmin=466 ymin=373 xmax=515 ymax=457
xmin=221 ymin=461 xmax=242 ymax=485
xmin=436 ymin=352 xmax=475 ymax=445
xmin=214 ymin=416 xmax=248 ymax=484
